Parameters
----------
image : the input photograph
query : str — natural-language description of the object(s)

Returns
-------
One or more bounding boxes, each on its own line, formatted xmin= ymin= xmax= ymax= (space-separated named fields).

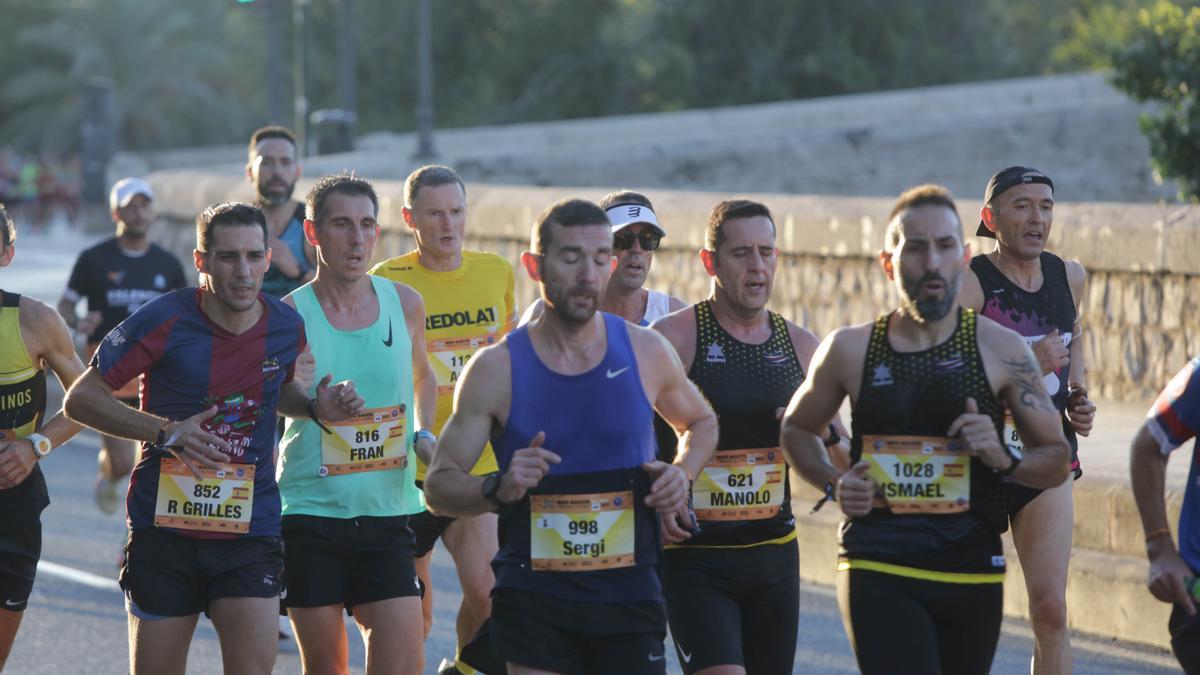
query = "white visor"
xmin=605 ymin=203 xmax=665 ymax=236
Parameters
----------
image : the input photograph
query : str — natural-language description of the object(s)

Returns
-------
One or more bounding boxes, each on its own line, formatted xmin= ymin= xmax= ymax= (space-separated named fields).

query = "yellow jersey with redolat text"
xmin=370 ymin=250 xmax=515 ymax=480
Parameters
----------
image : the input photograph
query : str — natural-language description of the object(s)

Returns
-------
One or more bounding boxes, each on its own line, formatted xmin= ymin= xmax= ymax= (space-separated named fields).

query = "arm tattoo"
xmin=1002 ymin=356 xmax=1057 ymax=414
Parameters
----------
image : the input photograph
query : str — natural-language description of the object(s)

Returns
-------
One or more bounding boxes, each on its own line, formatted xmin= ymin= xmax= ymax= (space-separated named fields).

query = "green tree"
xmin=1109 ymin=0 xmax=1200 ymax=200
xmin=0 ymin=0 xmax=258 ymax=154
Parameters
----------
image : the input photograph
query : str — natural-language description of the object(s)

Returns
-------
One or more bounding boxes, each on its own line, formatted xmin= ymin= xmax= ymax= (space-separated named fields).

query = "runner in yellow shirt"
xmin=369 ymin=165 xmax=515 ymax=675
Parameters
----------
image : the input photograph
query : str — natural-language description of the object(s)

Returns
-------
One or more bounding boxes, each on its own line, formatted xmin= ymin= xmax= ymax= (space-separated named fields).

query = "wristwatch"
xmin=999 ymin=445 xmax=1024 ymax=476
xmin=481 ymin=472 xmax=507 ymax=510
xmin=414 ymin=429 xmax=437 ymax=446
xmin=26 ymin=433 xmax=52 ymax=459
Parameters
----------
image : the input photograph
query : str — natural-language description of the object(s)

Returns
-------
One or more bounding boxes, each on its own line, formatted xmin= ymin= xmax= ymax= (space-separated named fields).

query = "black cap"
xmin=976 ymin=166 xmax=1054 ymax=238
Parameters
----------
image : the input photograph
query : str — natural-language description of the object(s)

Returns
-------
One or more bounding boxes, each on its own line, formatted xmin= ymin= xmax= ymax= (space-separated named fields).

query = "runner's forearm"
xmin=1009 ymin=440 xmax=1070 ymax=488
xmin=424 ymin=464 xmax=491 ymax=517
xmin=671 ymin=413 xmax=717 ymax=481
xmin=781 ymin=420 xmax=841 ymax=490
xmin=1131 ymin=427 xmax=1172 ymax=544
xmin=275 ymin=380 xmax=311 ymax=419
xmin=65 ymin=378 xmax=168 ymax=443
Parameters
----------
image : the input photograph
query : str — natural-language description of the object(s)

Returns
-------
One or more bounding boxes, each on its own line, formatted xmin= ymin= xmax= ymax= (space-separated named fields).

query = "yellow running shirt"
xmin=370 ymin=250 xmax=515 ymax=479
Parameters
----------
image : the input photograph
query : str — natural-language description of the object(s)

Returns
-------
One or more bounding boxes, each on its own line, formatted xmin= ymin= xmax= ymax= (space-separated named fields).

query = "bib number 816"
xmin=355 ymin=429 xmax=380 ymax=444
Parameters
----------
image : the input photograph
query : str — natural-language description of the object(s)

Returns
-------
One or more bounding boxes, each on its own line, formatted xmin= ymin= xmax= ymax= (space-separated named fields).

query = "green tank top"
xmin=279 ymin=276 xmax=424 ymax=518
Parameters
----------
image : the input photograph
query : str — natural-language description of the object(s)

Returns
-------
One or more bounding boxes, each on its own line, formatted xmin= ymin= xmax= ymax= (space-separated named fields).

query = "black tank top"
xmin=843 ymin=309 xmax=1008 ymax=575
xmin=673 ymin=301 xmax=803 ymax=548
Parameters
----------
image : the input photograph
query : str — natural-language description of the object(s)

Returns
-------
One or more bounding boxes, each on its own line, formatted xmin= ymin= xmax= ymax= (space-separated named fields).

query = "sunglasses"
xmin=613 ymin=229 xmax=662 ymax=251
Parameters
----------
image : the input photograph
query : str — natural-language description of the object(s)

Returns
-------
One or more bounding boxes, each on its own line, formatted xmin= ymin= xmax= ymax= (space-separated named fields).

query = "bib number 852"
xmin=193 ymin=484 xmax=221 ymax=499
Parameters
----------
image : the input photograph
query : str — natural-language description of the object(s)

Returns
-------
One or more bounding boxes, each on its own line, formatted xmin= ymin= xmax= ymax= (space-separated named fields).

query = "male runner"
xmin=520 ymin=190 xmax=685 ymax=326
xmin=0 ymin=204 xmax=85 ymax=669
xmin=425 ymin=198 xmax=719 ymax=675
xmin=958 ymin=166 xmax=1097 ymax=675
xmin=278 ymin=174 xmax=435 ymax=674
xmin=1131 ymin=356 xmax=1200 ymax=673
xmin=652 ymin=199 xmax=845 ymax=674
xmin=64 ymin=202 xmax=359 ymax=675
xmin=780 ymin=184 xmax=1070 ymax=674
xmin=58 ymin=177 xmax=187 ymax=514
xmin=368 ymin=165 xmax=513 ymax=671
xmin=247 ymin=125 xmax=316 ymax=299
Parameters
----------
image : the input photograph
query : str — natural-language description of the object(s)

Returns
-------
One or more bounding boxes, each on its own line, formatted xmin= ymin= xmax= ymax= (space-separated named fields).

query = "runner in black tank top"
xmin=781 ymin=185 xmax=1070 ymax=675
xmin=653 ymin=200 xmax=842 ymax=674
xmin=960 ymin=167 xmax=1097 ymax=674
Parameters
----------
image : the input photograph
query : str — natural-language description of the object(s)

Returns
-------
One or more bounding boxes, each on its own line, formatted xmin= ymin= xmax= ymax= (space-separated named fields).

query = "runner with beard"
xmin=519 ymin=191 xmax=684 ymax=327
xmin=247 ymin=126 xmax=315 ymax=299
xmin=780 ymin=184 xmax=1070 ymax=674
xmin=425 ymin=198 xmax=718 ymax=675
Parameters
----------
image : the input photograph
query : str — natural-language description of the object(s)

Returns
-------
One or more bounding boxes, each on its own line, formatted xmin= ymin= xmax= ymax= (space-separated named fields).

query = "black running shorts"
xmin=662 ymin=538 xmax=799 ymax=674
xmin=120 ymin=527 xmax=282 ymax=618
xmin=280 ymin=514 xmax=419 ymax=611
xmin=491 ymin=587 xmax=668 ymax=674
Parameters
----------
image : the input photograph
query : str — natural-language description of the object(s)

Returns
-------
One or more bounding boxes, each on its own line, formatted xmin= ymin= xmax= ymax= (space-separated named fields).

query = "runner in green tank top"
xmin=279 ymin=174 xmax=437 ymax=674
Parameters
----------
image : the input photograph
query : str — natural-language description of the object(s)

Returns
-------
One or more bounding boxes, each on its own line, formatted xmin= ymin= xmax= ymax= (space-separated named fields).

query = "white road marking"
xmin=37 ymin=560 xmax=120 ymax=593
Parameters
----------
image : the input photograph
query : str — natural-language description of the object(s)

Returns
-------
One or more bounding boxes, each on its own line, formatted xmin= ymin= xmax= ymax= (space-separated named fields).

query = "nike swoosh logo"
xmin=606 ymin=367 xmax=629 ymax=379
xmin=382 ymin=320 xmax=393 ymax=347
xmin=648 ymin=653 xmax=665 ymax=662
xmin=679 ymin=648 xmax=692 ymax=663
xmin=4 ymin=599 xmax=21 ymax=607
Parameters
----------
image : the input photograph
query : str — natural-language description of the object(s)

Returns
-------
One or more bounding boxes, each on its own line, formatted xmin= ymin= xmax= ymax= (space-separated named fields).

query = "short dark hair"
xmin=404 ymin=165 xmax=465 ymax=208
xmin=704 ymin=199 xmax=774 ymax=251
xmin=0 ymin=204 xmax=14 ymax=250
xmin=248 ymin=125 xmax=297 ymax=161
xmin=599 ymin=190 xmax=653 ymax=211
xmin=884 ymin=184 xmax=961 ymax=252
xmin=532 ymin=199 xmax=609 ymax=254
xmin=306 ymin=173 xmax=379 ymax=225
xmin=196 ymin=202 xmax=267 ymax=253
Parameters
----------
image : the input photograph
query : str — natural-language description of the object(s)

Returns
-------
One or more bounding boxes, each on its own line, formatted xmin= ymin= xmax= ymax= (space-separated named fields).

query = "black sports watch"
xmin=999 ymin=446 xmax=1024 ymax=476
xmin=481 ymin=473 xmax=507 ymax=510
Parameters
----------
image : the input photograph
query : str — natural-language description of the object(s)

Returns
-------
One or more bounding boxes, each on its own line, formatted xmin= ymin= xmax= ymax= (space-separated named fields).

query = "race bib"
xmin=530 ymin=491 xmax=635 ymax=571
xmin=154 ymin=457 xmax=254 ymax=534
xmin=428 ymin=334 xmax=497 ymax=397
xmin=862 ymin=435 xmax=970 ymax=513
xmin=320 ymin=405 xmax=408 ymax=476
xmin=1002 ymin=411 xmax=1024 ymax=456
xmin=693 ymin=447 xmax=786 ymax=521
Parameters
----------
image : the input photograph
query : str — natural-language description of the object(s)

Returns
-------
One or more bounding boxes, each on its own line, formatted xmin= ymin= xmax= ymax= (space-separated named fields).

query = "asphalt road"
xmin=4 ymin=228 xmax=1185 ymax=673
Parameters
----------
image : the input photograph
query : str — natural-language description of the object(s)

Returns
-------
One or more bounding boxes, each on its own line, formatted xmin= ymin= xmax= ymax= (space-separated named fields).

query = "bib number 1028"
xmin=893 ymin=463 xmax=935 ymax=478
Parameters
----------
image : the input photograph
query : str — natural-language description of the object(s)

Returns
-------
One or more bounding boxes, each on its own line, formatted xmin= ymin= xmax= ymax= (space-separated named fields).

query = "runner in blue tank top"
xmin=425 ymin=198 xmax=718 ymax=675
xmin=958 ymin=166 xmax=1098 ymax=674
xmin=246 ymin=126 xmax=315 ymax=299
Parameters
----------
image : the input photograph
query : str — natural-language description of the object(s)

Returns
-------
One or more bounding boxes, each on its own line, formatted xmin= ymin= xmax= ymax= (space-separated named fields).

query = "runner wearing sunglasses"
xmin=519 ymin=191 xmax=684 ymax=327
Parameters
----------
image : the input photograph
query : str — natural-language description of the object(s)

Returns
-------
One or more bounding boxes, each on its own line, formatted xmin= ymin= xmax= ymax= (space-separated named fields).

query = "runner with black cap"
xmin=958 ymin=166 xmax=1097 ymax=675
xmin=520 ymin=190 xmax=685 ymax=327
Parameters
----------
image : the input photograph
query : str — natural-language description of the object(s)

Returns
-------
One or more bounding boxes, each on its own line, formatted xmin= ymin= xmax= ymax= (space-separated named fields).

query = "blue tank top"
xmin=261 ymin=204 xmax=312 ymax=299
xmin=492 ymin=313 xmax=661 ymax=603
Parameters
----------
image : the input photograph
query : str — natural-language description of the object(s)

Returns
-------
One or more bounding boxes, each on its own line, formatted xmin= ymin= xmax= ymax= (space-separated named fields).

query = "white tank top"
xmin=518 ymin=288 xmax=675 ymax=327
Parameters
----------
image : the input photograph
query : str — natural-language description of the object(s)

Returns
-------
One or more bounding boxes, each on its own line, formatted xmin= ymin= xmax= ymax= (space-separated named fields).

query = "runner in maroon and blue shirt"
xmin=92 ymin=286 xmax=306 ymax=538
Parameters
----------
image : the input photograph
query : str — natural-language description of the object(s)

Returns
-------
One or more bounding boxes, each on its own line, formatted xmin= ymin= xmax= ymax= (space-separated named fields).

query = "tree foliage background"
xmin=0 ymin=0 xmax=1185 ymax=156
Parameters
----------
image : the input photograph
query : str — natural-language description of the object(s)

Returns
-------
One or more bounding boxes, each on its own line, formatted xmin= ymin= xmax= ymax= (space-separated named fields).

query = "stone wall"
xmin=148 ymin=171 xmax=1200 ymax=403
